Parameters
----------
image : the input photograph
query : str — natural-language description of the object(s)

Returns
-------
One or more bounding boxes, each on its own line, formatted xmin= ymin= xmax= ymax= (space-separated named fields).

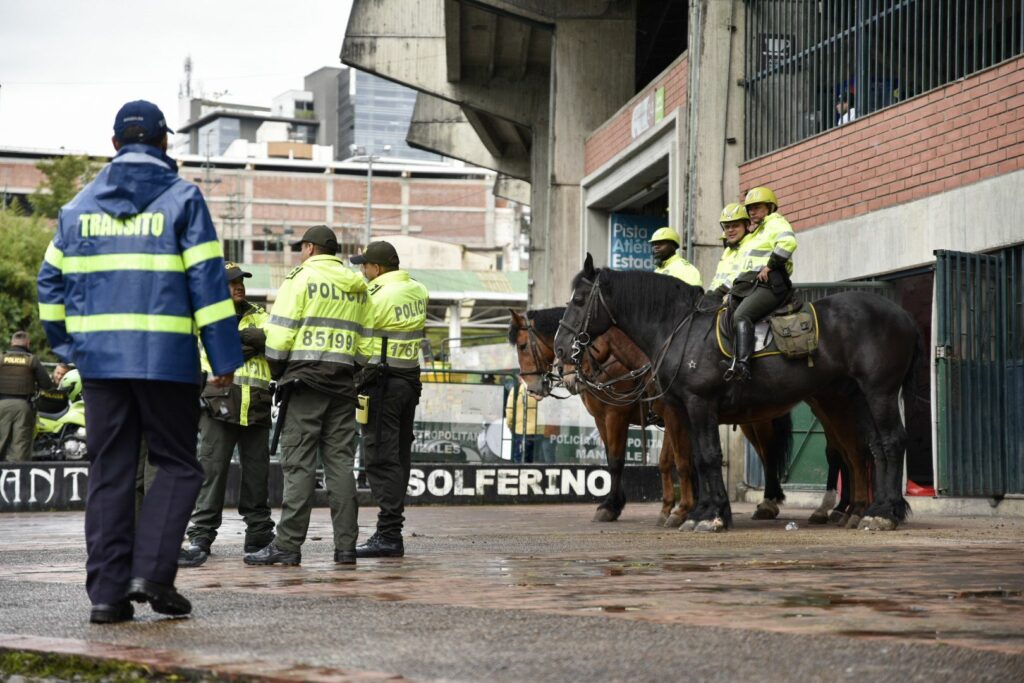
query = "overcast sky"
xmin=0 ymin=0 xmax=354 ymax=155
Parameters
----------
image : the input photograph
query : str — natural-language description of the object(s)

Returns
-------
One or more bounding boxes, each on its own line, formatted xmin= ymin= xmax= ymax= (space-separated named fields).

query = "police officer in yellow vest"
xmin=350 ymin=241 xmax=428 ymax=558
xmin=708 ymin=203 xmax=753 ymax=297
xmin=179 ymin=262 xmax=275 ymax=567
xmin=245 ymin=225 xmax=373 ymax=567
xmin=0 ymin=331 xmax=54 ymax=461
xmin=649 ymin=227 xmax=702 ymax=286
xmin=721 ymin=187 xmax=798 ymax=382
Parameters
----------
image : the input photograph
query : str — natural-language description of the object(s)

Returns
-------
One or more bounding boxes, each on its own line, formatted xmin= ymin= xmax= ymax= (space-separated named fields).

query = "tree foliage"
xmin=29 ymin=154 xmax=101 ymax=219
xmin=0 ymin=207 xmax=55 ymax=359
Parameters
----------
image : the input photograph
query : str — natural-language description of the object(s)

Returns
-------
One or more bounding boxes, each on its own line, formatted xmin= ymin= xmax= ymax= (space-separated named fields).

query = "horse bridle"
xmin=559 ymin=272 xmax=700 ymax=407
xmin=557 ymin=274 xmax=618 ymax=366
xmin=516 ymin=318 xmax=566 ymax=398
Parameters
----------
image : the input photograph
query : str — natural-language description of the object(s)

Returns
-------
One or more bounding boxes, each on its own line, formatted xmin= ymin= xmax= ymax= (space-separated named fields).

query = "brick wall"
xmin=584 ymin=54 xmax=689 ymax=176
xmin=740 ymin=56 xmax=1024 ymax=231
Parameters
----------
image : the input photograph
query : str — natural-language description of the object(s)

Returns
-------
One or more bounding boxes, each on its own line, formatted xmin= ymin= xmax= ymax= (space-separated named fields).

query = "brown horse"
xmin=509 ymin=308 xmax=799 ymax=526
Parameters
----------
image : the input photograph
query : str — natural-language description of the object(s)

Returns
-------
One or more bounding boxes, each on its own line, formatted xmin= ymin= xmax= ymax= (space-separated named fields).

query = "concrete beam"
xmin=472 ymin=0 xmax=632 ymax=22
xmin=343 ymin=0 xmax=547 ymax=126
xmin=444 ymin=0 xmax=461 ymax=82
xmin=407 ymin=93 xmax=531 ymax=179
xmin=494 ymin=174 xmax=531 ymax=205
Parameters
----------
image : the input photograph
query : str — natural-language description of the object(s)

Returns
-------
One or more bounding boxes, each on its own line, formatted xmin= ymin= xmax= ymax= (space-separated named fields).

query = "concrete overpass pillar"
xmin=529 ymin=14 xmax=634 ymax=306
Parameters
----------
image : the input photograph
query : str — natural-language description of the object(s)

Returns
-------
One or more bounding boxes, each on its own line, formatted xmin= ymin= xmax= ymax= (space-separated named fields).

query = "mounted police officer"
xmin=708 ymin=203 xmax=752 ymax=298
xmin=179 ymin=262 xmax=275 ymax=568
xmin=350 ymin=241 xmax=428 ymax=558
xmin=649 ymin=227 xmax=702 ymax=286
xmin=245 ymin=225 xmax=373 ymax=567
xmin=721 ymin=187 xmax=798 ymax=382
xmin=0 ymin=331 xmax=54 ymax=461
xmin=37 ymin=99 xmax=242 ymax=623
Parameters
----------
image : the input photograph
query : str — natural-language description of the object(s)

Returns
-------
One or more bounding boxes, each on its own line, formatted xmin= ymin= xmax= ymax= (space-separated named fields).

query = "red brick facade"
xmin=584 ymin=54 xmax=689 ymax=176
xmin=740 ymin=56 xmax=1024 ymax=231
xmin=0 ymin=155 xmax=507 ymax=263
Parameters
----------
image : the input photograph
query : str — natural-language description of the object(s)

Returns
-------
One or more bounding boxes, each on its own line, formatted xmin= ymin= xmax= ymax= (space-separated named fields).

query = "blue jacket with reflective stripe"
xmin=37 ymin=144 xmax=243 ymax=383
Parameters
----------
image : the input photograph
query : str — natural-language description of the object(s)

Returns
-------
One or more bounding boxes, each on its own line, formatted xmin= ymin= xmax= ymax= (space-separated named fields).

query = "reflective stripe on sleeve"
xmin=194 ymin=299 xmax=235 ymax=328
xmin=62 ymin=253 xmax=184 ymax=274
xmin=44 ymin=243 xmax=64 ymax=270
xmin=38 ymin=302 xmax=66 ymax=322
xmin=268 ymin=315 xmax=300 ymax=329
xmin=65 ymin=314 xmax=194 ymax=334
xmin=381 ymin=329 xmax=424 ymax=341
xmin=182 ymin=241 xmax=224 ymax=270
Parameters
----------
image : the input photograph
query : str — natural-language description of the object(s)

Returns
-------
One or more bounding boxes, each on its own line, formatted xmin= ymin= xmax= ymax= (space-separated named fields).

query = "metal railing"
xmin=744 ymin=0 xmax=1024 ymax=159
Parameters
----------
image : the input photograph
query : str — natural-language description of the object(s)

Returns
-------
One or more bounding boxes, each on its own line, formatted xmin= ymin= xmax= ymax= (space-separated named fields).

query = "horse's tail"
xmin=767 ymin=412 xmax=794 ymax=503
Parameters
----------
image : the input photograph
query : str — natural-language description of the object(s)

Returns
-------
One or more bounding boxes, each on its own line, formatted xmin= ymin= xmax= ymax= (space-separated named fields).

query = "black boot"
xmin=721 ymin=318 xmax=753 ymax=382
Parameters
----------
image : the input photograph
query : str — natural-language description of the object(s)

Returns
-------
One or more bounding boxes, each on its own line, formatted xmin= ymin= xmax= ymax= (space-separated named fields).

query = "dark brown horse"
xmin=554 ymin=257 xmax=916 ymax=532
xmin=509 ymin=308 xmax=797 ymax=526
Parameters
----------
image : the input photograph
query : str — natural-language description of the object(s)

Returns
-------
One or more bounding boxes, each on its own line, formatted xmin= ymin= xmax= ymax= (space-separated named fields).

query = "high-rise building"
xmin=338 ymin=68 xmax=443 ymax=162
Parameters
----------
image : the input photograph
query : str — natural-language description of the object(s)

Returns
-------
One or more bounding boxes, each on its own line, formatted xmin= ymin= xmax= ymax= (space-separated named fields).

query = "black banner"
xmin=0 ymin=462 xmax=662 ymax=512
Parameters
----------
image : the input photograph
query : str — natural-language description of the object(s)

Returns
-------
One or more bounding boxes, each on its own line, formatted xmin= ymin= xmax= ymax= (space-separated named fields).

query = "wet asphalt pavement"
xmin=1 ymin=503 xmax=1023 ymax=681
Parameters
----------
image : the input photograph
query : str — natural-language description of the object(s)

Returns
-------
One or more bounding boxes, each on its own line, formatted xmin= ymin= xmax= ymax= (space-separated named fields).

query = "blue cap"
xmin=112 ymin=100 xmax=174 ymax=144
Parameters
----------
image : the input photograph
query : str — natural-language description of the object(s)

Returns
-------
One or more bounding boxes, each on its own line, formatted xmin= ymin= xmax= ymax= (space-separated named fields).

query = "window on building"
xmin=744 ymin=0 xmax=1024 ymax=159
xmin=223 ymin=239 xmax=245 ymax=263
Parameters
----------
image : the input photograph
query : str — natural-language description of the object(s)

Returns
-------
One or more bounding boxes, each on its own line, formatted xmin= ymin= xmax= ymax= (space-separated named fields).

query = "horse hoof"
xmin=593 ymin=508 xmax=618 ymax=523
xmin=658 ymin=512 xmax=669 ymax=526
xmin=751 ymin=501 xmax=779 ymax=520
xmin=845 ymin=514 xmax=861 ymax=529
xmin=695 ymin=518 xmax=726 ymax=533
xmin=827 ymin=510 xmax=846 ymax=525
xmin=665 ymin=513 xmax=685 ymax=528
xmin=859 ymin=516 xmax=897 ymax=531
xmin=807 ymin=511 xmax=829 ymax=525
xmin=679 ymin=519 xmax=697 ymax=532
xmin=833 ymin=513 xmax=851 ymax=527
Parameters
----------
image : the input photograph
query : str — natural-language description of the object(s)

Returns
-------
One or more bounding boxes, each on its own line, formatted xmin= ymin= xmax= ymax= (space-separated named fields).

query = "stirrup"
xmin=721 ymin=358 xmax=738 ymax=382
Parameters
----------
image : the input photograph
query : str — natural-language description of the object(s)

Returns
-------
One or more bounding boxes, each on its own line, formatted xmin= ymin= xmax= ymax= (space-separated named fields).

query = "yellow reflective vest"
xmin=709 ymin=234 xmax=754 ymax=291
xmin=655 ymin=253 xmax=703 ymax=287
xmin=356 ymin=270 xmax=429 ymax=370
xmin=200 ymin=302 xmax=271 ymax=427
xmin=265 ymin=254 xmax=372 ymax=375
xmin=505 ymin=389 xmax=540 ymax=436
xmin=738 ymin=212 xmax=797 ymax=275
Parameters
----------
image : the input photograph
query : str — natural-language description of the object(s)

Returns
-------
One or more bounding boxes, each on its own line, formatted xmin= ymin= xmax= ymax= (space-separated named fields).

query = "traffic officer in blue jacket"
xmin=37 ymin=100 xmax=242 ymax=624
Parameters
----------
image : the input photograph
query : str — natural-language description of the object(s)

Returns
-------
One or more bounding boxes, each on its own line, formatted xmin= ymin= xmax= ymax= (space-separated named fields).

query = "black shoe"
xmin=356 ymin=534 xmax=404 ymax=558
xmin=334 ymin=549 xmax=357 ymax=565
xmin=244 ymin=534 xmax=275 ymax=554
xmin=126 ymin=577 xmax=191 ymax=617
xmin=90 ymin=601 xmax=134 ymax=624
xmin=244 ymin=541 xmax=300 ymax=566
xmin=178 ymin=543 xmax=209 ymax=568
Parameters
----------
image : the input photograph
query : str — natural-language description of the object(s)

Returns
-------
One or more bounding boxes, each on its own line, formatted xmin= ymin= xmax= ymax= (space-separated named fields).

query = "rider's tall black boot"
xmin=721 ymin=318 xmax=754 ymax=382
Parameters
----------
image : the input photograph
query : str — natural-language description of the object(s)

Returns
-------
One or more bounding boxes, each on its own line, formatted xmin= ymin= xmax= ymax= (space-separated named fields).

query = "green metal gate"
xmin=935 ymin=248 xmax=1024 ymax=497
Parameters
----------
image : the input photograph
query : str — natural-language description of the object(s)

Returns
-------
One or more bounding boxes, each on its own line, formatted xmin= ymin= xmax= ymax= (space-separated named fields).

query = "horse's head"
xmin=553 ymin=253 xmax=617 ymax=369
xmin=507 ymin=309 xmax=558 ymax=397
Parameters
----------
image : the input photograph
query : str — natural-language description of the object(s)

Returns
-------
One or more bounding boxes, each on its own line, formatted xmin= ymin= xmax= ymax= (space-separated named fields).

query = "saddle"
xmin=716 ymin=291 xmax=820 ymax=363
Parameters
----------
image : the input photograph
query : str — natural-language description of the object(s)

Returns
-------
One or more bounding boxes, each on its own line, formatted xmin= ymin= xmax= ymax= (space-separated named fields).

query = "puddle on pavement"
xmin=948 ymin=589 xmax=1024 ymax=600
xmin=577 ymin=605 xmax=644 ymax=613
xmin=373 ymin=592 xmax=408 ymax=601
xmin=780 ymin=593 xmax=926 ymax=614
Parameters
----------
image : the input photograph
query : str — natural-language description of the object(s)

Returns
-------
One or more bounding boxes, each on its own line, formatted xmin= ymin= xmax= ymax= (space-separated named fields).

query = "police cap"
xmin=350 ymin=241 xmax=400 ymax=267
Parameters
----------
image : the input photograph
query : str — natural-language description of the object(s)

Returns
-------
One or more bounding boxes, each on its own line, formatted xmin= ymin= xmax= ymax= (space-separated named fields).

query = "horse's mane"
xmin=570 ymin=268 xmax=702 ymax=322
xmin=506 ymin=307 xmax=565 ymax=345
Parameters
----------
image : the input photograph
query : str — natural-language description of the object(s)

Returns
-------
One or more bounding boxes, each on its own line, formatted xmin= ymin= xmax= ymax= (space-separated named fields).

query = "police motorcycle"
xmin=32 ymin=369 xmax=88 ymax=461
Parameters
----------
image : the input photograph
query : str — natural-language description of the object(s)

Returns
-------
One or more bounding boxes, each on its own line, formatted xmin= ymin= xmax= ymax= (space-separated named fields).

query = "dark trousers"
xmin=186 ymin=415 xmax=274 ymax=547
xmin=83 ymin=379 xmax=202 ymax=606
xmin=360 ymin=377 xmax=417 ymax=540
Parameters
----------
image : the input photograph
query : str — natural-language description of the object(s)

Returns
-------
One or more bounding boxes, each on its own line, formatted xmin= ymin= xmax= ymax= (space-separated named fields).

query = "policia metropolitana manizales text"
xmin=37 ymin=100 xmax=243 ymax=624
xmin=244 ymin=225 xmax=373 ymax=567
xmin=179 ymin=262 xmax=276 ymax=568
xmin=350 ymin=241 xmax=429 ymax=558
